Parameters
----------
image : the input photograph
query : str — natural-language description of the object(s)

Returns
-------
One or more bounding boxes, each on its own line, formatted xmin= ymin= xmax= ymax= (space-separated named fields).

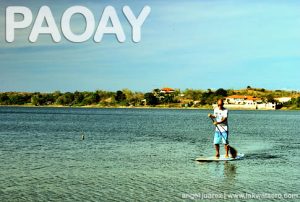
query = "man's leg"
xmin=224 ymin=144 xmax=229 ymax=158
xmin=215 ymin=144 xmax=220 ymax=158
xmin=221 ymin=132 xmax=229 ymax=158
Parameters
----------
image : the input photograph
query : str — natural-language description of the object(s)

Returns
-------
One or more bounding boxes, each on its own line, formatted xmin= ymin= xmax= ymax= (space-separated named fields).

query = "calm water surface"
xmin=0 ymin=107 xmax=299 ymax=201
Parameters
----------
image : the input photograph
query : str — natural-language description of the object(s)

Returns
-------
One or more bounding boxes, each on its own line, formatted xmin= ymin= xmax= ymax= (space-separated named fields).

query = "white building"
xmin=225 ymin=95 xmax=262 ymax=105
xmin=275 ymin=97 xmax=292 ymax=103
xmin=218 ymin=95 xmax=276 ymax=110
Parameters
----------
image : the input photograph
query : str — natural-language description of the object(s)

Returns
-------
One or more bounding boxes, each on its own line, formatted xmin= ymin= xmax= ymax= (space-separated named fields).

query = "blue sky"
xmin=0 ymin=0 xmax=299 ymax=92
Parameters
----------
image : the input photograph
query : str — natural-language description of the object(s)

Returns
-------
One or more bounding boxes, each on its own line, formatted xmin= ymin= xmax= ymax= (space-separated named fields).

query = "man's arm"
xmin=208 ymin=113 xmax=216 ymax=118
xmin=214 ymin=117 xmax=227 ymax=125
xmin=208 ymin=109 xmax=217 ymax=119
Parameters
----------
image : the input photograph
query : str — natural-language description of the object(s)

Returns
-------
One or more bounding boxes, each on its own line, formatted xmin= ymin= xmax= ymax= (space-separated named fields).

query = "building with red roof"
xmin=226 ymin=95 xmax=263 ymax=105
xmin=160 ymin=87 xmax=175 ymax=94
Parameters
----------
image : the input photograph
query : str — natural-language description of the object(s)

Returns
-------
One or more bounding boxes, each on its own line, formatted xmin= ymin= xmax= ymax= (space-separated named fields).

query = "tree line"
xmin=0 ymin=87 xmax=299 ymax=108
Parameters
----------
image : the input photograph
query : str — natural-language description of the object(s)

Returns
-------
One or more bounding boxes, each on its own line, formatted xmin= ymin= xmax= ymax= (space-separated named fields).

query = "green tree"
xmin=31 ymin=94 xmax=42 ymax=106
xmin=200 ymin=89 xmax=214 ymax=105
xmin=144 ymin=92 xmax=158 ymax=106
xmin=56 ymin=96 xmax=66 ymax=105
xmin=73 ymin=91 xmax=84 ymax=105
xmin=183 ymin=89 xmax=202 ymax=100
xmin=42 ymin=93 xmax=55 ymax=105
xmin=215 ymin=88 xmax=228 ymax=97
xmin=295 ymin=97 xmax=300 ymax=108
xmin=53 ymin=91 xmax=62 ymax=100
xmin=31 ymin=93 xmax=52 ymax=106
xmin=91 ymin=93 xmax=100 ymax=103
xmin=161 ymin=94 xmax=175 ymax=104
xmin=0 ymin=93 xmax=10 ymax=105
xmin=128 ymin=92 xmax=144 ymax=106
xmin=115 ymin=90 xmax=126 ymax=103
xmin=122 ymin=89 xmax=134 ymax=101
xmin=96 ymin=90 xmax=114 ymax=102
xmin=56 ymin=92 xmax=74 ymax=105
xmin=152 ymin=88 xmax=161 ymax=97
xmin=81 ymin=96 xmax=94 ymax=105
xmin=266 ymin=94 xmax=275 ymax=103
xmin=8 ymin=93 xmax=29 ymax=105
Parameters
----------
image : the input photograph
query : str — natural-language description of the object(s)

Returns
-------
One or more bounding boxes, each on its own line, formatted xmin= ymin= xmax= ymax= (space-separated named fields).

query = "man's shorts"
xmin=214 ymin=131 xmax=229 ymax=145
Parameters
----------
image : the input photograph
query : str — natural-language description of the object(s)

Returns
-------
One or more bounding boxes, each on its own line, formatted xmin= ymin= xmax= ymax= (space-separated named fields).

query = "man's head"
xmin=217 ymin=99 xmax=224 ymax=109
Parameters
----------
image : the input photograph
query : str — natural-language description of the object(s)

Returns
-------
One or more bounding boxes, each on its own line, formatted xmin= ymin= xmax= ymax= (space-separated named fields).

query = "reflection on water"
xmin=224 ymin=162 xmax=237 ymax=186
xmin=196 ymin=161 xmax=237 ymax=184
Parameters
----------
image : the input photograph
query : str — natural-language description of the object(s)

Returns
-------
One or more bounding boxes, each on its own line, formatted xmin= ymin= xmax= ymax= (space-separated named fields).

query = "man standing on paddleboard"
xmin=208 ymin=99 xmax=229 ymax=158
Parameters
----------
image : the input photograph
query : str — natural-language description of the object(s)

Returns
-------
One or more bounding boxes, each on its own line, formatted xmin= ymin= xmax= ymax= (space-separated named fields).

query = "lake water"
xmin=0 ymin=107 xmax=299 ymax=201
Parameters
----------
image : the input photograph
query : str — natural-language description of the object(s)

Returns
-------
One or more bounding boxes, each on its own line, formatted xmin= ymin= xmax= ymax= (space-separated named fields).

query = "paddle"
xmin=209 ymin=116 xmax=238 ymax=158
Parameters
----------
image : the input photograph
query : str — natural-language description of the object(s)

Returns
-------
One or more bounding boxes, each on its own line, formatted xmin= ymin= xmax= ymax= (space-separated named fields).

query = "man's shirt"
xmin=213 ymin=107 xmax=228 ymax=132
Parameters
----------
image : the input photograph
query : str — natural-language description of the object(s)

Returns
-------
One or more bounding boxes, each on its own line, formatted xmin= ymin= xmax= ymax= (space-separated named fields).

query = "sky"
xmin=0 ymin=0 xmax=299 ymax=92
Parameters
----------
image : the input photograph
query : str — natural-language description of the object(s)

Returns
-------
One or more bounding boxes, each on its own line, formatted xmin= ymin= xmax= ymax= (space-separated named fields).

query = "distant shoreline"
xmin=0 ymin=104 xmax=297 ymax=110
xmin=1 ymin=88 xmax=299 ymax=110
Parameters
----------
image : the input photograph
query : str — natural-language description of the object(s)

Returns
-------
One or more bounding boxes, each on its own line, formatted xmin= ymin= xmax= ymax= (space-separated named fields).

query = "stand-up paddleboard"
xmin=196 ymin=153 xmax=244 ymax=162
